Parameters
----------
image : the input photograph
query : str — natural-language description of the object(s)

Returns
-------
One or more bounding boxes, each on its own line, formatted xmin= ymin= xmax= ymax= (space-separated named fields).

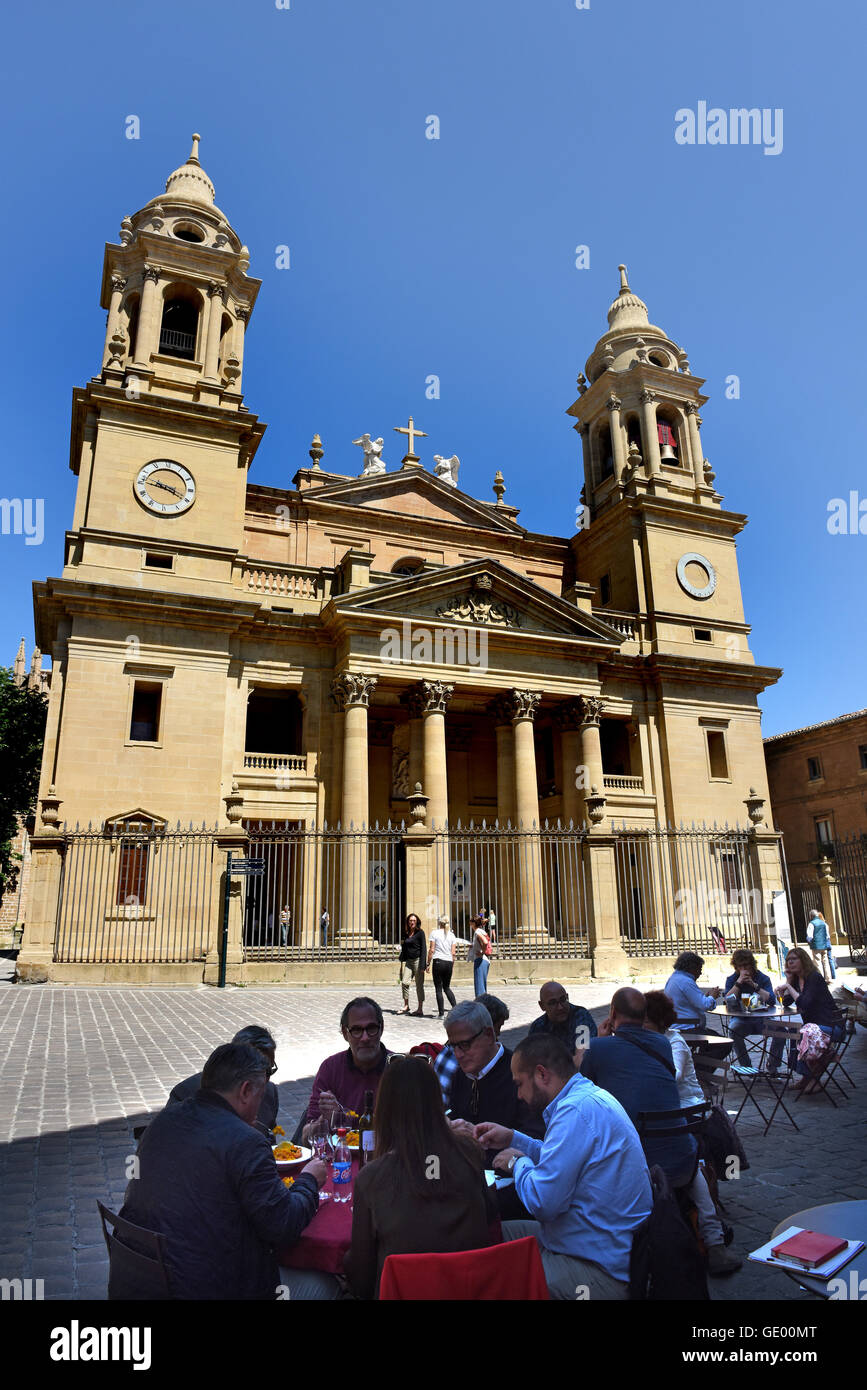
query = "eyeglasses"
xmin=346 ymin=1023 xmax=383 ymax=1039
xmin=545 ymin=995 xmax=569 ymax=1007
xmin=387 ymin=1053 xmax=433 ymax=1066
xmin=450 ymin=1029 xmax=485 ymax=1055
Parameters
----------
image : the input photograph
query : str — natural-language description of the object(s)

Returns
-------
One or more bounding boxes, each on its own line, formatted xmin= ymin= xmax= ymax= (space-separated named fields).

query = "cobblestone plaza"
xmin=1 ymin=959 xmax=865 ymax=1303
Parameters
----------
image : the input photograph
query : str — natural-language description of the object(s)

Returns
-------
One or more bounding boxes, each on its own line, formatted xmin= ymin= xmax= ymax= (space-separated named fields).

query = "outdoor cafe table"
xmin=277 ymin=1160 xmax=359 ymax=1275
xmin=770 ymin=1200 xmax=867 ymax=1299
xmin=277 ymin=1160 xmax=506 ymax=1276
xmin=719 ymin=1004 xmax=803 ymax=1034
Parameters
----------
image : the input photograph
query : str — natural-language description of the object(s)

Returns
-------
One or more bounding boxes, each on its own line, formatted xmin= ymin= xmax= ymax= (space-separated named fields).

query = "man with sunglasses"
xmin=168 ymin=1024 xmax=280 ymax=1137
xmin=301 ymin=997 xmax=391 ymax=1142
xmin=444 ymin=1000 xmax=543 ymax=1169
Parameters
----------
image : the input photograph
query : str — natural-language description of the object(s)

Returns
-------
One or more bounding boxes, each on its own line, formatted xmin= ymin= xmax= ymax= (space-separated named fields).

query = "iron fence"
xmin=433 ymin=821 xmax=591 ymax=958
xmin=832 ymin=834 xmax=867 ymax=965
xmin=54 ymin=822 xmax=215 ymax=964
xmin=241 ymin=821 xmax=406 ymax=961
xmin=614 ymin=823 xmax=762 ymax=957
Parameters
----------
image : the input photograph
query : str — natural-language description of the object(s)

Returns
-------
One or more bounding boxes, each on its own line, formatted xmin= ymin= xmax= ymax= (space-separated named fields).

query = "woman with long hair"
xmin=397 ymin=912 xmax=427 ymax=1016
xmin=780 ymin=945 xmax=842 ymax=1092
xmin=345 ymin=1057 xmax=497 ymax=1298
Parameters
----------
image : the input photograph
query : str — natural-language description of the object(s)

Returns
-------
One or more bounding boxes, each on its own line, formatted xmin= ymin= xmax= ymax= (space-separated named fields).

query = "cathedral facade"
xmin=19 ymin=138 xmax=786 ymax=983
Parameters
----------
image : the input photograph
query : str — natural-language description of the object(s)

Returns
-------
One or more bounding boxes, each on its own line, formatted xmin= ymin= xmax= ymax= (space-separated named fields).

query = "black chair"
xmin=793 ymin=1011 xmax=851 ymax=1108
xmin=726 ymin=1022 xmax=800 ymax=1135
xmin=636 ymin=1101 xmax=715 ymax=1197
xmin=97 ymin=1200 xmax=173 ymax=1301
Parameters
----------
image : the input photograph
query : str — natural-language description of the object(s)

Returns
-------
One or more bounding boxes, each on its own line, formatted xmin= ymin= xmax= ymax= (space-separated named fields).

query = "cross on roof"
xmin=393 ymin=415 xmax=428 ymax=459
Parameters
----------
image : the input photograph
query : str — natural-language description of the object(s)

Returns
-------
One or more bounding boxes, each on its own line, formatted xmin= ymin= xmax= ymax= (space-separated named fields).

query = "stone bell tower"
xmin=567 ymin=266 xmax=755 ymax=665
xmin=66 ymin=134 xmax=266 ymax=571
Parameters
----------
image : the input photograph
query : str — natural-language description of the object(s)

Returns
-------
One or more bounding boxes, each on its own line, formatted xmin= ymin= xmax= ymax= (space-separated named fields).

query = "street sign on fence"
xmin=228 ymin=859 xmax=266 ymax=876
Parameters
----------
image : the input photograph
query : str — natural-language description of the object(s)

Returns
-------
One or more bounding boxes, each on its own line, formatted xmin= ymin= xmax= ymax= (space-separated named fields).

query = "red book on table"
xmin=770 ymin=1230 xmax=849 ymax=1269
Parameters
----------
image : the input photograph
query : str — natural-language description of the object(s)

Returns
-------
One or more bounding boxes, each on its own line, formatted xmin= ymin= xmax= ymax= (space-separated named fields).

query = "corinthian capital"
xmin=330 ymin=671 xmax=377 ymax=710
xmin=110 ymin=275 xmax=127 ymax=297
xmin=606 ymin=392 xmax=622 ymax=413
xmin=639 ymin=388 xmax=656 ymax=406
xmin=576 ymin=694 xmax=605 ymax=727
xmin=416 ymin=680 xmax=454 ymax=715
xmin=507 ymin=690 xmax=542 ymax=723
xmin=143 ymin=264 xmax=161 ymax=284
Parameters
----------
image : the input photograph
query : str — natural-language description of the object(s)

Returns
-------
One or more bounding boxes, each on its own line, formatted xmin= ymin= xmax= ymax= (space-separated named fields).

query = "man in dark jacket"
xmin=527 ymin=981 xmax=598 ymax=1053
xmin=118 ymin=1043 xmax=326 ymax=1299
xmin=168 ymin=1024 xmax=280 ymax=1136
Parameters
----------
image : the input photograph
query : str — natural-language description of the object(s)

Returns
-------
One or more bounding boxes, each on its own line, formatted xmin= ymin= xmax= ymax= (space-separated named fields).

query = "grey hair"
xmin=201 ymin=1043 xmax=269 ymax=1095
xmin=445 ymin=1000 xmax=493 ymax=1034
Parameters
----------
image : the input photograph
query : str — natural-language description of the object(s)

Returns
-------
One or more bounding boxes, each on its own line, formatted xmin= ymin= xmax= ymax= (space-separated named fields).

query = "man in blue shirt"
xmin=665 ymin=951 xmax=723 ymax=1031
xmin=527 ymin=981 xmax=598 ymax=1053
xmin=475 ymin=1035 xmax=652 ymax=1300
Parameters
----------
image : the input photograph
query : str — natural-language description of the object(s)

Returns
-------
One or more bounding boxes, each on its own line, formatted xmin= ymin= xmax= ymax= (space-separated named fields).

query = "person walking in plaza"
xmin=427 ymin=914 xmax=458 ymax=1018
xmin=806 ymin=909 xmax=834 ymax=981
xmin=398 ymin=913 xmax=427 ymax=1015
xmin=470 ymin=915 xmax=492 ymax=997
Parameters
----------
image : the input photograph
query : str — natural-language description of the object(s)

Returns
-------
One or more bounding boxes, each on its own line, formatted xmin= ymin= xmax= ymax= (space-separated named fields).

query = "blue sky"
xmin=1 ymin=0 xmax=863 ymax=736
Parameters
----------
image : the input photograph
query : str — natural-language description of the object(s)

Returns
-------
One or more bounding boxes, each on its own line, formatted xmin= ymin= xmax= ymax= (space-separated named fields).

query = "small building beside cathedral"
xmin=19 ymin=137 xmax=786 ymax=984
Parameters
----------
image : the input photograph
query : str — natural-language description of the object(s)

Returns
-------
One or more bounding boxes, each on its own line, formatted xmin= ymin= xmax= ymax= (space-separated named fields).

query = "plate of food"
xmin=272 ymin=1141 xmax=312 ymax=1171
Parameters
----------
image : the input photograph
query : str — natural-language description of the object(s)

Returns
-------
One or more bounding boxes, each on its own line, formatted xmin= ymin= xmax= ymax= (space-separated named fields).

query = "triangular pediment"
xmin=297 ymin=469 xmax=524 ymax=534
xmin=327 ymin=558 xmax=624 ymax=647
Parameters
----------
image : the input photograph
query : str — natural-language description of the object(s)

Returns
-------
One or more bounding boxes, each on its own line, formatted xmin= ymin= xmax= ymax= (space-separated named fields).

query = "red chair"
xmin=379 ymin=1236 xmax=549 ymax=1300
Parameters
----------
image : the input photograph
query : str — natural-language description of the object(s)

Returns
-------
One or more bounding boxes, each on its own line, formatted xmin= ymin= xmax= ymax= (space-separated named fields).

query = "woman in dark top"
xmin=780 ymin=945 xmax=842 ymax=1091
xmin=397 ymin=912 xmax=427 ymax=1016
xmin=345 ymin=1057 xmax=498 ymax=1299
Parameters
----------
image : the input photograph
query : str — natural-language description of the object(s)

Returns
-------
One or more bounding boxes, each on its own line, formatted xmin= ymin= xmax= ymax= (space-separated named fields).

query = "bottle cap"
xmin=337 ymin=1127 xmax=347 ymax=1136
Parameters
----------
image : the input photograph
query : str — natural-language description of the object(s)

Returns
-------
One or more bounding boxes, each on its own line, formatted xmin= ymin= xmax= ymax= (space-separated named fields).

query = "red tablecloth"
xmin=277 ymin=1161 xmax=504 ymax=1276
xmin=278 ymin=1161 xmax=358 ymax=1275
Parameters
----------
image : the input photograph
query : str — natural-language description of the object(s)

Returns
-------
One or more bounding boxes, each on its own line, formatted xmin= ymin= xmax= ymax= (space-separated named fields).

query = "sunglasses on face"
xmin=346 ymin=1023 xmax=383 ymax=1039
xmin=387 ymin=1053 xmax=433 ymax=1065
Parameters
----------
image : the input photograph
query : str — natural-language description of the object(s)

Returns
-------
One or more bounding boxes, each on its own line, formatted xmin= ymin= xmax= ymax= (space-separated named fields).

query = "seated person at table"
xmin=168 ymin=1024 xmax=279 ymax=1136
xmin=723 ymin=950 xmax=784 ymax=1069
xmin=779 ymin=946 xmax=844 ymax=1092
xmin=435 ymin=992 xmax=510 ymax=1110
xmin=527 ymin=981 xmax=598 ymax=1053
xmin=345 ymin=1056 xmax=498 ymax=1299
xmin=117 ymin=1044 xmax=326 ymax=1300
xmin=642 ymin=991 xmax=742 ymax=1275
xmin=476 ymin=1035 xmax=652 ymax=1301
xmin=580 ymin=989 xmax=699 ymax=1189
xmin=444 ymin=1001 xmax=543 ymax=1164
xmin=302 ymin=998 xmax=391 ymax=1141
xmin=665 ymin=951 xmax=723 ymax=1032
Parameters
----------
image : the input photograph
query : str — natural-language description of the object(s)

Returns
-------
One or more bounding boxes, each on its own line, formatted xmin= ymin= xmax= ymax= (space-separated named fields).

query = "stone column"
xmin=507 ymin=690 xmax=546 ymax=941
xmin=639 ymin=389 xmax=662 ymax=476
xmin=330 ymin=672 xmax=377 ymax=944
xmin=575 ymin=421 xmax=592 ymax=500
xmin=606 ymin=392 xmax=627 ymax=482
xmin=228 ymin=307 xmax=248 ymax=390
xmin=407 ymin=681 xmax=453 ymax=920
xmin=489 ymin=697 xmax=517 ymax=940
xmin=204 ymin=825 xmax=250 ymax=986
xmin=14 ymin=804 xmax=65 ymax=980
xmin=576 ymin=695 xmax=606 ymax=821
xmin=104 ymin=275 xmax=127 ymax=361
xmin=585 ymin=831 xmax=631 ymax=978
xmin=400 ymin=690 xmax=426 ymax=803
xmin=553 ymin=703 xmax=586 ymax=941
xmin=685 ymin=403 xmax=705 ymax=490
xmin=203 ymin=282 xmax=225 ymax=381
xmin=134 ymin=265 xmax=162 ymax=367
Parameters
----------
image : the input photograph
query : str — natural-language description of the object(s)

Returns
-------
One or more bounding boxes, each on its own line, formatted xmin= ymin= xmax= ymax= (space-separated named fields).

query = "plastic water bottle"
xmin=332 ymin=1128 xmax=353 ymax=1204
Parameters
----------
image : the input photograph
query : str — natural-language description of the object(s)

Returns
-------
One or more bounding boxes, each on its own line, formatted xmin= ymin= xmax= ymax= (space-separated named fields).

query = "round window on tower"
xmin=173 ymin=223 xmax=206 ymax=243
xmin=648 ymin=351 xmax=670 ymax=368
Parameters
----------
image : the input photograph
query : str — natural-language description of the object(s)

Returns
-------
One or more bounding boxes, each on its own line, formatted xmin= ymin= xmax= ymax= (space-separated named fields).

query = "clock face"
xmin=134 ymin=460 xmax=196 ymax=515
xmin=676 ymin=551 xmax=717 ymax=600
